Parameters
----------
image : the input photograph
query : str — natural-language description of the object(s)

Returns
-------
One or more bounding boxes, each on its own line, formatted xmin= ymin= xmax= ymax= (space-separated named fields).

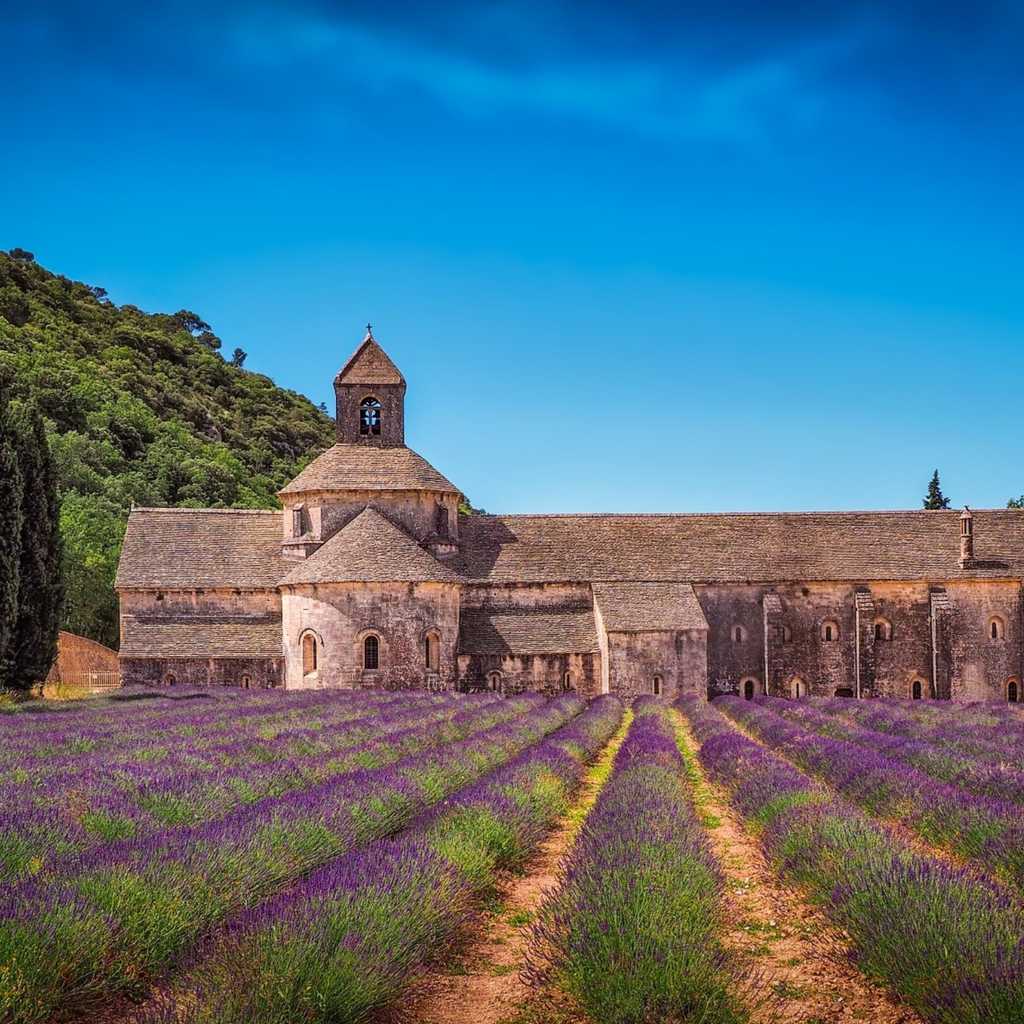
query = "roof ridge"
xmin=469 ymin=508 xmax=1022 ymax=520
xmin=130 ymin=507 xmax=280 ymax=515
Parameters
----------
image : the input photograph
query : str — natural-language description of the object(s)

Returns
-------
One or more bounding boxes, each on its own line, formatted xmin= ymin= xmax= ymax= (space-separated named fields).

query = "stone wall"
xmin=282 ymin=580 xmax=460 ymax=690
xmin=604 ymin=629 xmax=707 ymax=702
xmin=282 ymin=490 xmax=459 ymax=550
xmin=456 ymin=651 xmax=599 ymax=696
xmin=696 ymin=580 xmax=1023 ymax=701
xmin=120 ymin=657 xmax=282 ymax=688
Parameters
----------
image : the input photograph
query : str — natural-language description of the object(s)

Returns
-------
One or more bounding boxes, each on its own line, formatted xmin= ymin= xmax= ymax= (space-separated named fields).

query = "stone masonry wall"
xmin=282 ymin=580 xmax=460 ymax=690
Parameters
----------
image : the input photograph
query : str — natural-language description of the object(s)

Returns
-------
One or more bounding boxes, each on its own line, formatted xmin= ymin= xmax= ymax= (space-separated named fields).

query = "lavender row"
xmin=139 ymin=696 xmax=625 ymax=1024
xmin=0 ymin=694 xmax=523 ymax=890
xmin=0 ymin=693 xmax=484 ymax=881
xmin=717 ymin=695 xmax=1024 ymax=890
xmin=812 ymin=697 xmax=1024 ymax=767
xmin=0 ymin=687 xmax=431 ymax=768
xmin=757 ymin=695 xmax=1024 ymax=807
xmin=0 ymin=694 xmax=582 ymax=1024
xmin=677 ymin=695 xmax=1024 ymax=1024
xmin=531 ymin=697 xmax=746 ymax=1024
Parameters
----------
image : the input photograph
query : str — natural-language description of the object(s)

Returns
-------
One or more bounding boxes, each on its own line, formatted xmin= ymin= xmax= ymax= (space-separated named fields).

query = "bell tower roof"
xmin=335 ymin=325 xmax=405 ymax=387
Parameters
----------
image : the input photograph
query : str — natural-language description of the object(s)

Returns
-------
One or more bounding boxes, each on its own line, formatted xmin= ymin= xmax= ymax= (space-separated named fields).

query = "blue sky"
xmin=4 ymin=1 xmax=1023 ymax=513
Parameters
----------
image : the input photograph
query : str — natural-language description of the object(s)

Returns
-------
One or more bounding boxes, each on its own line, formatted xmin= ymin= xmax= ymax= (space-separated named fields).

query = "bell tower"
xmin=334 ymin=325 xmax=406 ymax=447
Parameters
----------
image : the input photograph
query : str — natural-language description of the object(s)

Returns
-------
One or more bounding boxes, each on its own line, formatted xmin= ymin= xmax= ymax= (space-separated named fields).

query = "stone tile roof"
xmin=456 ymin=509 xmax=1024 ymax=583
xmin=116 ymin=508 xmax=288 ymax=590
xmin=279 ymin=444 xmax=459 ymax=496
xmin=281 ymin=508 xmax=461 ymax=585
xmin=459 ymin=606 xmax=600 ymax=655
xmin=120 ymin=616 xmax=283 ymax=658
xmin=334 ymin=335 xmax=405 ymax=386
xmin=593 ymin=582 xmax=708 ymax=632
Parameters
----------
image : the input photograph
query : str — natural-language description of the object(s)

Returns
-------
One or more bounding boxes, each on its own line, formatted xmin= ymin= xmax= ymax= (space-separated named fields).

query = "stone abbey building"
xmin=116 ymin=330 xmax=1024 ymax=703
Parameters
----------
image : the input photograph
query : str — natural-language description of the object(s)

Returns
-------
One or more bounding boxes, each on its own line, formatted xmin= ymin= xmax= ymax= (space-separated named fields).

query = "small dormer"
xmin=334 ymin=325 xmax=406 ymax=447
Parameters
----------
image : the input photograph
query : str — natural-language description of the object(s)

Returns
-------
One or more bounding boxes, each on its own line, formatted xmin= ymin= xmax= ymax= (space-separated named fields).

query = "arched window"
xmin=359 ymin=397 xmax=382 ymax=436
xmin=291 ymin=504 xmax=305 ymax=537
xmin=363 ymin=634 xmax=380 ymax=671
xmin=240 ymin=674 xmax=252 ymax=690
xmin=743 ymin=678 xmax=755 ymax=700
xmin=790 ymin=677 xmax=806 ymax=700
xmin=780 ymin=624 xmax=793 ymax=643
xmin=989 ymin=617 xmax=1006 ymax=641
xmin=821 ymin=620 xmax=840 ymax=642
xmin=652 ymin=674 xmax=663 ymax=696
xmin=911 ymin=679 xmax=923 ymax=700
xmin=487 ymin=670 xmax=503 ymax=691
xmin=1008 ymin=679 xmax=1019 ymax=703
xmin=562 ymin=670 xmax=575 ymax=691
xmin=165 ymin=673 xmax=176 ymax=686
xmin=732 ymin=625 xmax=746 ymax=643
xmin=873 ymin=618 xmax=893 ymax=641
xmin=302 ymin=632 xmax=318 ymax=676
xmin=424 ymin=631 xmax=440 ymax=671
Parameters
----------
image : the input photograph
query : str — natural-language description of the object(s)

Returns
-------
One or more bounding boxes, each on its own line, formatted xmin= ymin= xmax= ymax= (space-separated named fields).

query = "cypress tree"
xmin=0 ymin=387 xmax=24 ymax=687
xmin=7 ymin=400 xmax=63 ymax=689
xmin=923 ymin=470 xmax=951 ymax=510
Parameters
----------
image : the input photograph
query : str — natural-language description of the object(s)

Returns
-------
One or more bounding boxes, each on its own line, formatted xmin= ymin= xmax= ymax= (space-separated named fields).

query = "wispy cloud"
xmin=223 ymin=7 xmax=863 ymax=145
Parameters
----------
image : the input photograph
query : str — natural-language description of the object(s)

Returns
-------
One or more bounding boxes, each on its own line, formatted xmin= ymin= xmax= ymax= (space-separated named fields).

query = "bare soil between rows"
xmin=676 ymin=712 xmax=924 ymax=1024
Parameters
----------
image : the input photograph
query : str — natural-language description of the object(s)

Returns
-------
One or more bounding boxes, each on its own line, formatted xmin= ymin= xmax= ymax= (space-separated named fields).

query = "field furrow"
xmin=715 ymin=695 xmax=1024 ymax=891
xmin=132 ymin=697 xmax=624 ymax=1024
xmin=0 ymin=694 xmax=581 ymax=1024
xmin=529 ymin=697 xmax=747 ymax=1024
xmin=677 ymin=695 xmax=1024 ymax=1024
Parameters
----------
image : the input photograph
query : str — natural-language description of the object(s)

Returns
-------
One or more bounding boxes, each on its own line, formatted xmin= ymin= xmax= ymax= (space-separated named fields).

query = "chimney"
xmin=959 ymin=506 xmax=974 ymax=568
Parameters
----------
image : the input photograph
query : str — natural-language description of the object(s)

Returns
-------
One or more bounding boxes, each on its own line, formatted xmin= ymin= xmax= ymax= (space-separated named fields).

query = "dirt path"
xmin=393 ymin=713 xmax=632 ymax=1024
xmin=674 ymin=711 xmax=924 ymax=1024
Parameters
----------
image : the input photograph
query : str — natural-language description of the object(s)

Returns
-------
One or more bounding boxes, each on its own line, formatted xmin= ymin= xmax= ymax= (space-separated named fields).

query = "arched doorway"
xmin=487 ymin=670 xmax=503 ymax=693
xmin=911 ymin=679 xmax=922 ymax=700
xmin=1008 ymin=679 xmax=1019 ymax=704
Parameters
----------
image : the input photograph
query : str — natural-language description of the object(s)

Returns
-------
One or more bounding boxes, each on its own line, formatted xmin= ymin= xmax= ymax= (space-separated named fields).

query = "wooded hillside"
xmin=0 ymin=249 xmax=334 ymax=647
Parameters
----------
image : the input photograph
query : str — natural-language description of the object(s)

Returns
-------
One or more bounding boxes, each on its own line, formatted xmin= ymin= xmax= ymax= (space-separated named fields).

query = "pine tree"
xmin=0 ymin=388 xmax=25 ymax=687
xmin=7 ymin=400 xmax=63 ymax=689
xmin=923 ymin=470 xmax=951 ymax=510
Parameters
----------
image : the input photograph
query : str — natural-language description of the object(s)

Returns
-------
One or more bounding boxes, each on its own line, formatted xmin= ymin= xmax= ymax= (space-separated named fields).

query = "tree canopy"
xmin=0 ymin=249 xmax=334 ymax=648
xmin=922 ymin=470 xmax=950 ymax=510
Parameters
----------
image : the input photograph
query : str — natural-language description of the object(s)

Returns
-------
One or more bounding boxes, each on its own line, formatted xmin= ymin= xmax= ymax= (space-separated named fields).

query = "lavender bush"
xmin=136 ymin=697 xmax=625 ymax=1024
xmin=756 ymin=695 xmax=1024 ymax=807
xmin=0 ymin=694 xmax=583 ymax=1024
xmin=717 ymin=696 xmax=1024 ymax=890
xmin=530 ymin=698 xmax=746 ymax=1024
xmin=678 ymin=694 xmax=1024 ymax=1024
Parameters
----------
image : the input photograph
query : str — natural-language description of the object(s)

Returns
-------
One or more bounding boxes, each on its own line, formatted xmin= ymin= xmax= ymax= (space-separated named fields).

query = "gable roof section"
xmin=116 ymin=508 xmax=288 ymax=590
xmin=335 ymin=336 xmax=405 ymax=386
xmin=456 ymin=509 xmax=1024 ymax=583
xmin=281 ymin=507 xmax=461 ymax=585
xmin=120 ymin=616 xmax=283 ymax=658
xmin=279 ymin=444 xmax=459 ymax=496
xmin=593 ymin=582 xmax=708 ymax=632
xmin=459 ymin=606 xmax=600 ymax=655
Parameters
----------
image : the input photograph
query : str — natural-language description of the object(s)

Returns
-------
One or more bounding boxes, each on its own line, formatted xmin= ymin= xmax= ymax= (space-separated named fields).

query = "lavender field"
xmin=1 ymin=688 xmax=1023 ymax=1024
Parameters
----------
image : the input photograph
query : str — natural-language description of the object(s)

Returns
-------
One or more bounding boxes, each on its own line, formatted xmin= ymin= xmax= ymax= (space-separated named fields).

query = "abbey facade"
xmin=116 ymin=331 xmax=1024 ymax=704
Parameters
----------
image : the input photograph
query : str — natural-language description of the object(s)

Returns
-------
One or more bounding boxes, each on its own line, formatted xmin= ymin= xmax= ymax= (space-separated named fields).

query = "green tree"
xmin=923 ymin=470 xmax=950 ymax=510
xmin=230 ymin=348 xmax=247 ymax=368
xmin=1008 ymin=497 xmax=1024 ymax=509
xmin=0 ymin=387 xmax=25 ymax=684
xmin=59 ymin=493 xmax=124 ymax=648
xmin=6 ymin=401 xmax=63 ymax=688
